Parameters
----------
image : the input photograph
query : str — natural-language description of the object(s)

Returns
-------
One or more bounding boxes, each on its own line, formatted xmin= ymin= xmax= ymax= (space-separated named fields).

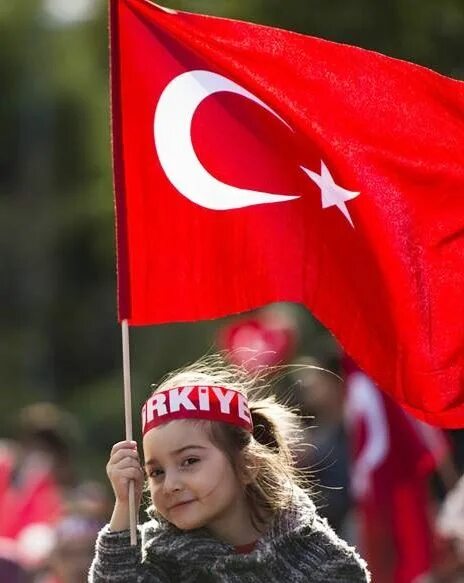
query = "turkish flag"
xmin=345 ymin=365 xmax=449 ymax=583
xmin=110 ymin=0 xmax=464 ymax=427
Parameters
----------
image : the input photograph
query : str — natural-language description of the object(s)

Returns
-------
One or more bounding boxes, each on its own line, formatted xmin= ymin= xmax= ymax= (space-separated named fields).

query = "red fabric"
xmin=346 ymin=368 xmax=446 ymax=582
xmin=110 ymin=0 xmax=464 ymax=427
xmin=0 ymin=447 xmax=62 ymax=539
xmin=142 ymin=386 xmax=253 ymax=435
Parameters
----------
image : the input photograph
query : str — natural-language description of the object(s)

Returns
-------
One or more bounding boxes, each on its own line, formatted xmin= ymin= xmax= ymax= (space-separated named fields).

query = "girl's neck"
xmin=206 ymin=500 xmax=269 ymax=546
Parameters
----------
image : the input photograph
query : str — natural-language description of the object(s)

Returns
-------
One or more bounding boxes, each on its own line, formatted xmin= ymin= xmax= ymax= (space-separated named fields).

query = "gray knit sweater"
xmin=89 ymin=488 xmax=370 ymax=582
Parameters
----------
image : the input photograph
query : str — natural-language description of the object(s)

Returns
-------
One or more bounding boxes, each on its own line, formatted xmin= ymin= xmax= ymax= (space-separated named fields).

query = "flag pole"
xmin=121 ymin=319 xmax=137 ymax=545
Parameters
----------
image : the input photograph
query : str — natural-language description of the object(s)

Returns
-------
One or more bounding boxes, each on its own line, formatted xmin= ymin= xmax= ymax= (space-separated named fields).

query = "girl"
xmin=89 ymin=356 xmax=370 ymax=582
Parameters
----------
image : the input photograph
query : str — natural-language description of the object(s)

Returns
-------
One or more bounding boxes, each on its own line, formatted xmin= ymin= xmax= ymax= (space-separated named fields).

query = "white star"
xmin=301 ymin=161 xmax=360 ymax=227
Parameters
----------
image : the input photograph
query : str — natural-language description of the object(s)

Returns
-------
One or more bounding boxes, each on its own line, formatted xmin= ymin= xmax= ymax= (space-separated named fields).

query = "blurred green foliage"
xmin=0 ymin=0 xmax=462 ymax=481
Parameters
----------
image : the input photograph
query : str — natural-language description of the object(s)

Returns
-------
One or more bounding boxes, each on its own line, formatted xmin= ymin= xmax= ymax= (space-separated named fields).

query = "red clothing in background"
xmin=0 ymin=444 xmax=62 ymax=539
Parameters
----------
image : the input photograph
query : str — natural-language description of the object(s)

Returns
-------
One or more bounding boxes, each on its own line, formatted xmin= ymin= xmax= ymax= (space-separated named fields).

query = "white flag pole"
xmin=121 ymin=319 xmax=137 ymax=545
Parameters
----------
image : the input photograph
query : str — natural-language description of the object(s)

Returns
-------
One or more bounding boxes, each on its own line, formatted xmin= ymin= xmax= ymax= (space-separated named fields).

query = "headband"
xmin=141 ymin=385 xmax=253 ymax=436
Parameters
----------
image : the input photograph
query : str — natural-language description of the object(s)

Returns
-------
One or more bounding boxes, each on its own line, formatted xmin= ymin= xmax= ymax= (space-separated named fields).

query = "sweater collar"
xmin=142 ymin=486 xmax=317 ymax=568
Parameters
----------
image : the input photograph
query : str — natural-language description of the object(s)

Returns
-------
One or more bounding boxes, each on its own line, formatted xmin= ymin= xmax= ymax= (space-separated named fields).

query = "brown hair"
xmin=147 ymin=354 xmax=306 ymax=531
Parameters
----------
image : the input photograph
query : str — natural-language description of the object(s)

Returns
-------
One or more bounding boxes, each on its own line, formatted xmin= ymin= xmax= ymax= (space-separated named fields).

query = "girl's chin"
xmin=168 ymin=509 xmax=208 ymax=531
xmin=171 ymin=516 xmax=206 ymax=530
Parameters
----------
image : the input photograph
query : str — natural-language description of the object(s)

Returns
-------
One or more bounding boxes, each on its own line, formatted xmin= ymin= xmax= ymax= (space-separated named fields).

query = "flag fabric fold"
xmin=110 ymin=0 xmax=464 ymax=427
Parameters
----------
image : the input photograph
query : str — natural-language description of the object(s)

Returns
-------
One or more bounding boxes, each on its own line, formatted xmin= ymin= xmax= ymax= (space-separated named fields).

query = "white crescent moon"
xmin=154 ymin=70 xmax=299 ymax=211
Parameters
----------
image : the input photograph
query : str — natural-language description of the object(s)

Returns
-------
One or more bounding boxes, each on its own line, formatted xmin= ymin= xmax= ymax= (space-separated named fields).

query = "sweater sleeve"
xmin=313 ymin=546 xmax=371 ymax=583
xmin=88 ymin=525 xmax=170 ymax=583
xmin=301 ymin=515 xmax=371 ymax=583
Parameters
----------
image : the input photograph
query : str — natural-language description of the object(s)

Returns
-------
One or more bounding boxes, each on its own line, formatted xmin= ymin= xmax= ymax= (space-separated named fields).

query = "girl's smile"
xmin=168 ymin=499 xmax=197 ymax=511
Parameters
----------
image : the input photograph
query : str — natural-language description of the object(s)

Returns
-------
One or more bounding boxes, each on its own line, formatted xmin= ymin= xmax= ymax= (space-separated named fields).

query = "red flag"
xmin=110 ymin=0 xmax=464 ymax=427
xmin=345 ymin=367 xmax=448 ymax=583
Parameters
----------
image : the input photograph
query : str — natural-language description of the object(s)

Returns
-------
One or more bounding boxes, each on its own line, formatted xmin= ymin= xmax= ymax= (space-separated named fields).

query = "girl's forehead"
xmin=142 ymin=419 xmax=212 ymax=455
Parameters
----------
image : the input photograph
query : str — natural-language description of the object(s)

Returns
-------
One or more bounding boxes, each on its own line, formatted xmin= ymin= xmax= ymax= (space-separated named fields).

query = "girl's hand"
xmin=106 ymin=440 xmax=144 ymax=504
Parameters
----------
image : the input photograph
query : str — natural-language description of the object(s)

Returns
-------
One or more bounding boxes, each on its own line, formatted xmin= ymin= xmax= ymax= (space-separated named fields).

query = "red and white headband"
xmin=141 ymin=385 xmax=253 ymax=436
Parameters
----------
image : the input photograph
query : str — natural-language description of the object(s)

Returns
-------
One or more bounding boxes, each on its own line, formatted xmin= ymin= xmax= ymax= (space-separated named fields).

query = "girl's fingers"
xmin=112 ymin=457 xmax=142 ymax=471
xmin=110 ymin=448 xmax=140 ymax=465
xmin=111 ymin=441 xmax=137 ymax=455
xmin=114 ymin=467 xmax=144 ymax=481
xmin=107 ymin=443 xmax=144 ymax=504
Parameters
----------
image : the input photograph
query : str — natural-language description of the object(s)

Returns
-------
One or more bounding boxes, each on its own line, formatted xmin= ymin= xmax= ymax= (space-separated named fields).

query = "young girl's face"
xmin=143 ymin=420 xmax=246 ymax=532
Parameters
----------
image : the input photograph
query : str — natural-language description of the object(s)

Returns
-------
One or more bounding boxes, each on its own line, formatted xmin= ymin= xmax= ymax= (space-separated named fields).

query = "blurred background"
xmin=1 ymin=0 xmax=464 ymax=581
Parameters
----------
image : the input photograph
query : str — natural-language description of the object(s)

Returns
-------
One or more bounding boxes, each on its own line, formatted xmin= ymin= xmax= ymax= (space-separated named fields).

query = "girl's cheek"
xmin=152 ymin=482 xmax=165 ymax=497
xmin=149 ymin=483 xmax=160 ymax=502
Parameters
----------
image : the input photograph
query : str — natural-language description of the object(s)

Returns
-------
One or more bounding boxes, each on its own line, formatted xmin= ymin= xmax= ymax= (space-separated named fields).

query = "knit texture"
xmin=88 ymin=487 xmax=370 ymax=582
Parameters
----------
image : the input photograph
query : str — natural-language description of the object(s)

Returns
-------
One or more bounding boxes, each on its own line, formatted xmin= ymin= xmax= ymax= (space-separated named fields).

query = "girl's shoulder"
xmin=265 ymin=487 xmax=370 ymax=581
xmin=300 ymin=513 xmax=369 ymax=579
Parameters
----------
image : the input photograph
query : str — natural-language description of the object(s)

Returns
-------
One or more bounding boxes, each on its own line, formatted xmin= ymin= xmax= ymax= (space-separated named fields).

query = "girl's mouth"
xmin=169 ymin=499 xmax=196 ymax=511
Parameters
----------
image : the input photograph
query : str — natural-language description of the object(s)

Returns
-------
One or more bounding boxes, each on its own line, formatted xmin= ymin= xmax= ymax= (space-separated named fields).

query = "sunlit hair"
xmin=147 ymin=353 xmax=308 ymax=531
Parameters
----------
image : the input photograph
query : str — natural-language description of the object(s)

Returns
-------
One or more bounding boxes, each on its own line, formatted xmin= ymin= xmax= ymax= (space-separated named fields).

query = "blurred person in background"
xmin=68 ymin=481 xmax=112 ymax=525
xmin=291 ymin=355 xmax=351 ymax=536
xmin=0 ymin=538 xmax=28 ymax=583
xmin=345 ymin=362 xmax=455 ymax=583
xmin=36 ymin=515 xmax=101 ymax=583
xmin=0 ymin=403 xmax=79 ymax=572
xmin=414 ymin=473 xmax=464 ymax=583
xmin=32 ymin=481 xmax=110 ymax=583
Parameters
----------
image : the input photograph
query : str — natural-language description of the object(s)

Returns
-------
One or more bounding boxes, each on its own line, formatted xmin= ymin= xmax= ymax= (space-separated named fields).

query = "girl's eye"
xmin=182 ymin=457 xmax=199 ymax=468
xmin=149 ymin=468 xmax=164 ymax=479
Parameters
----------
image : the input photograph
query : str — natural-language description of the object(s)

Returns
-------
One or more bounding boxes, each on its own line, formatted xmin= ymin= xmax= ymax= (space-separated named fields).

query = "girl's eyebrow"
xmin=145 ymin=445 xmax=207 ymax=467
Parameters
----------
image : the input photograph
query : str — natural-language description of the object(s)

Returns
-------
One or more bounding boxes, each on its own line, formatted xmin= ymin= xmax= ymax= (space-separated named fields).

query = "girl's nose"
xmin=163 ymin=469 xmax=183 ymax=493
